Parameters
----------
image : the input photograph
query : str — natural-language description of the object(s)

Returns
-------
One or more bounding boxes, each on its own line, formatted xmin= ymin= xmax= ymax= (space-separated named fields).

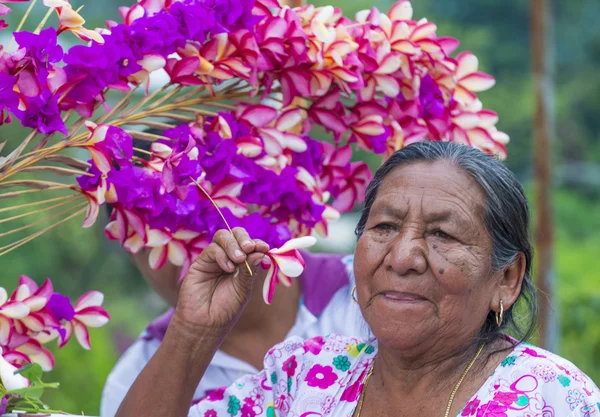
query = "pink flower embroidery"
xmin=250 ymin=387 xmax=265 ymax=405
xmin=305 ymin=364 xmax=338 ymax=389
xmin=205 ymin=386 xmax=226 ymax=402
xmin=461 ymin=398 xmax=480 ymax=416
xmin=476 ymin=401 xmax=508 ymax=417
xmin=241 ymin=398 xmax=257 ymax=417
xmin=274 ymin=393 xmax=291 ymax=413
xmin=493 ymin=391 xmax=518 ymax=405
xmin=321 ymin=395 xmax=335 ymax=414
xmin=282 ymin=354 xmax=298 ymax=377
xmin=522 ymin=347 xmax=546 ymax=358
xmin=324 ymin=334 xmax=352 ymax=354
xmin=340 ymin=378 xmax=363 ymax=402
xmin=532 ymin=363 xmax=557 ymax=383
xmin=204 ymin=411 xmax=217 ymax=417
xmin=303 ymin=336 xmax=325 ymax=355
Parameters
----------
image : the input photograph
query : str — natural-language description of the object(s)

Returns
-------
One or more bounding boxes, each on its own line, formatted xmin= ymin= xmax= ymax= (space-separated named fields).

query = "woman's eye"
xmin=375 ymin=223 xmax=395 ymax=232
xmin=432 ymin=230 xmax=453 ymax=240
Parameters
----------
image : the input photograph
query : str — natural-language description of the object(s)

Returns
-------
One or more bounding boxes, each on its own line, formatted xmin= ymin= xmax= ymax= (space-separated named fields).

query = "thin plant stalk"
xmin=0 ymin=197 xmax=84 ymax=225
xmin=124 ymin=121 xmax=176 ymax=131
xmin=170 ymin=86 xmax=206 ymax=105
xmin=0 ymin=195 xmax=78 ymax=214
xmin=148 ymin=85 xmax=184 ymax=110
xmin=0 ymin=185 xmax=73 ymax=201
xmin=7 ymin=0 xmax=38 ymax=50
xmin=96 ymin=87 xmax=139 ymax=125
xmin=133 ymin=147 xmax=154 ymax=157
xmin=123 ymin=84 xmax=168 ymax=118
xmin=0 ymin=206 xmax=87 ymax=256
xmin=0 ymin=201 xmax=86 ymax=238
xmin=189 ymin=177 xmax=253 ymax=276
xmin=21 ymin=165 xmax=93 ymax=176
xmin=126 ymin=130 xmax=165 ymax=142
xmin=33 ymin=7 xmax=54 ymax=34
xmin=178 ymin=107 xmax=218 ymax=116
xmin=201 ymin=102 xmax=237 ymax=111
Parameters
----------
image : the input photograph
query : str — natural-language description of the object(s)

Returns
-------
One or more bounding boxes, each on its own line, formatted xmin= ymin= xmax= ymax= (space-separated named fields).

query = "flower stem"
xmin=96 ymin=87 xmax=139 ymax=125
xmin=33 ymin=7 xmax=54 ymax=34
xmin=0 ymin=185 xmax=73 ymax=201
xmin=8 ymin=0 xmax=38 ymax=50
xmin=125 ymin=120 xmax=176 ymax=131
xmin=148 ymin=85 xmax=184 ymax=110
xmin=126 ymin=130 xmax=165 ymax=142
xmin=189 ymin=177 xmax=253 ymax=276
xmin=0 ymin=199 xmax=85 ymax=238
xmin=201 ymin=102 xmax=237 ymax=110
xmin=178 ymin=107 xmax=218 ymax=116
xmin=0 ymin=196 xmax=82 ymax=224
xmin=21 ymin=165 xmax=93 ymax=176
xmin=0 ymin=194 xmax=78 ymax=213
xmin=148 ymin=112 xmax=196 ymax=123
xmin=0 ymin=128 xmax=40 ymax=173
xmin=123 ymin=84 xmax=168 ymax=118
xmin=133 ymin=147 xmax=154 ymax=157
xmin=0 ymin=205 xmax=87 ymax=256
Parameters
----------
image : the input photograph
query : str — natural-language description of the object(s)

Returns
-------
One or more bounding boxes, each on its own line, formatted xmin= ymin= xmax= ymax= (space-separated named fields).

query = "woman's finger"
xmin=247 ymin=252 xmax=266 ymax=269
xmin=232 ymin=227 xmax=255 ymax=254
xmin=213 ymin=229 xmax=246 ymax=263
xmin=200 ymin=242 xmax=236 ymax=273
xmin=251 ymin=239 xmax=270 ymax=254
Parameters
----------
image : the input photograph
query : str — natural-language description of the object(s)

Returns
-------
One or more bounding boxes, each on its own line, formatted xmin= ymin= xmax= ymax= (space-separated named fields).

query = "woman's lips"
xmin=380 ymin=291 xmax=427 ymax=302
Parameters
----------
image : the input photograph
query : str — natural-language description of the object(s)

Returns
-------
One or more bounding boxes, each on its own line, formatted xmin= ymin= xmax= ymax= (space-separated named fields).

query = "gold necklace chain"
xmin=354 ymin=344 xmax=485 ymax=417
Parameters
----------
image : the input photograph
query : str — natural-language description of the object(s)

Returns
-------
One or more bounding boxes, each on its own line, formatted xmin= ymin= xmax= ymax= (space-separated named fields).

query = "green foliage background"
xmin=0 ymin=0 xmax=598 ymax=414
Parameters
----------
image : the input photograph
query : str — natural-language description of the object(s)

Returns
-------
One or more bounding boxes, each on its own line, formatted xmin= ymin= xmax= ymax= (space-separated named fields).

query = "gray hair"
xmin=355 ymin=141 xmax=537 ymax=345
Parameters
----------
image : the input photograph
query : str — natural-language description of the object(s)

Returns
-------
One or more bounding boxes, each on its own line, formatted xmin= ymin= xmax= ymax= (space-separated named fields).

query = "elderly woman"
xmin=116 ymin=142 xmax=599 ymax=417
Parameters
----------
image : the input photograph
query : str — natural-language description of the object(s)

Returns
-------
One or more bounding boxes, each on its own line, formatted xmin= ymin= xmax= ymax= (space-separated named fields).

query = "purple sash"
xmin=144 ymin=251 xmax=349 ymax=342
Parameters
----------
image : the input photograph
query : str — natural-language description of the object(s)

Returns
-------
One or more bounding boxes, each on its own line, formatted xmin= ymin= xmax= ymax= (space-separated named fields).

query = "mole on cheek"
xmin=439 ymin=268 xmax=445 ymax=275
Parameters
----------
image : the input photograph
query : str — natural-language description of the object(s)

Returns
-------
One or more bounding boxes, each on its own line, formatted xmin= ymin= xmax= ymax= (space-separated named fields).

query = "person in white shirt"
xmin=100 ymin=249 xmax=365 ymax=417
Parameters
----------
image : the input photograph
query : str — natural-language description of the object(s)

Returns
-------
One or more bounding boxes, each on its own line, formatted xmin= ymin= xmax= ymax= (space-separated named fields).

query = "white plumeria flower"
xmin=0 ymin=347 xmax=30 ymax=391
xmin=262 ymin=236 xmax=317 ymax=304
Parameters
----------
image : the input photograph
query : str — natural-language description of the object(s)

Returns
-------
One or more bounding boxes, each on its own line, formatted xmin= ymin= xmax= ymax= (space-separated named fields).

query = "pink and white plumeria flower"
xmin=0 ymin=288 xmax=29 ymax=346
xmin=9 ymin=276 xmax=54 ymax=334
xmin=0 ymin=347 xmax=29 ymax=391
xmin=61 ymin=291 xmax=110 ymax=350
xmin=262 ymin=236 xmax=317 ymax=305
xmin=0 ymin=276 xmax=110 ymax=374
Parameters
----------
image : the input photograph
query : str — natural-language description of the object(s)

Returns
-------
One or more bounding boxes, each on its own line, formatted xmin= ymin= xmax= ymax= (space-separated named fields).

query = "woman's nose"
xmin=383 ymin=225 xmax=428 ymax=276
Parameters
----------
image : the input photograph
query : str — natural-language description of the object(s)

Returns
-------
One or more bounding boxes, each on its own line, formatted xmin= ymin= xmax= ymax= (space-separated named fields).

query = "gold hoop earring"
xmin=351 ymin=285 xmax=359 ymax=304
xmin=495 ymin=300 xmax=504 ymax=327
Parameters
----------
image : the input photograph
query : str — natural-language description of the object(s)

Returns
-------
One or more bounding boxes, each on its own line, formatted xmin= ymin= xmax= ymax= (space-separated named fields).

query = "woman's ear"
xmin=491 ymin=252 xmax=526 ymax=312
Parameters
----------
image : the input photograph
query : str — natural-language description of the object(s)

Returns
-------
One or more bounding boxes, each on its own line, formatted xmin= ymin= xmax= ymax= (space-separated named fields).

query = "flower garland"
xmin=0 ymin=1 xmax=507 ymax=307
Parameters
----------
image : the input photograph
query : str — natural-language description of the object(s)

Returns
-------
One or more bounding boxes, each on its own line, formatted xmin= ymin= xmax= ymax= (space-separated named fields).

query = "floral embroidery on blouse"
xmin=189 ymin=335 xmax=599 ymax=417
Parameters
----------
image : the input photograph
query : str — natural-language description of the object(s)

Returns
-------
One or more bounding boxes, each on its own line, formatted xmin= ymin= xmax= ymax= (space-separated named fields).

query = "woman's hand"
xmin=172 ymin=227 xmax=269 ymax=335
xmin=116 ymin=228 xmax=268 ymax=417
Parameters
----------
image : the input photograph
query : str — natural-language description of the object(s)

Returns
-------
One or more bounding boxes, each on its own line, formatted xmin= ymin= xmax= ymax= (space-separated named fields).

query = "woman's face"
xmin=354 ymin=160 xmax=501 ymax=354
